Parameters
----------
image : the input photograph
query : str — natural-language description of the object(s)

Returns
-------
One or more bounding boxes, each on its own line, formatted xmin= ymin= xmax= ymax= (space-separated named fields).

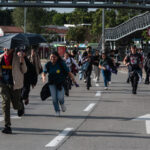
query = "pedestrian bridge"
xmin=105 ymin=11 xmax=150 ymax=42
xmin=98 ymin=11 xmax=150 ymax=50
xmin=1 ymin=0 xmax=150 ymax=9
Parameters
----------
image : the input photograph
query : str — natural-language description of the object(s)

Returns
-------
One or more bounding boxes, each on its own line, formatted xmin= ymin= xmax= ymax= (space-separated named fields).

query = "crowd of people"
xmin=0 ymin=44 xmax=150 ymax=134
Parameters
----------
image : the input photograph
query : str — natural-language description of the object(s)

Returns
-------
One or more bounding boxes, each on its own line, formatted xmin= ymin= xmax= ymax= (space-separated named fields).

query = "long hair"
xmin=51 ymin=51 xmax=63 ymax=63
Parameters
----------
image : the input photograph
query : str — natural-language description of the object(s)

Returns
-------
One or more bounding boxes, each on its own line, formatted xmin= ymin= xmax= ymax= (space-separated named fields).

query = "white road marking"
xmin=95 ymin=83 xmax=99 ymax=87
xmin=83 ymin=103 xmax=96 ymax=112
xmin=133 ymin=114 xmax=150 ymax=121
xmin=0 ymin=115 xmax=21 ymax=122
xmin=45 ymin=128 xmax=74 ymax=147
xmin=95 ymin=91 xmax=101 ymax=97
xmin=146 ymin=121 xmax=150 ymax=134
xmin=133 ymin=114 xmax=150 ymax=134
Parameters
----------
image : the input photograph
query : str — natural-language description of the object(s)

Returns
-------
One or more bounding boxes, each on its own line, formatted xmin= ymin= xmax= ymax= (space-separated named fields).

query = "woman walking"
xmin=42 ymin=51 xmax=78 ymax=116
xmin=99 ymin=52 xmax=111 ymax=90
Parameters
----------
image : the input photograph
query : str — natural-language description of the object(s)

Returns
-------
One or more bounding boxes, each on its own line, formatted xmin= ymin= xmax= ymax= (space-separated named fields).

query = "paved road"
xmin=0 ymin=70 xmax=150 ymax=150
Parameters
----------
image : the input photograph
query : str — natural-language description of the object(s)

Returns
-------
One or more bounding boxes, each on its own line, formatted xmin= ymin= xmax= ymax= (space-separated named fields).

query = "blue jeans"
xmin=49 ymin=85 xmax=65 ymax=112
xmin=101 ymin=70 xmax=111 ymax=87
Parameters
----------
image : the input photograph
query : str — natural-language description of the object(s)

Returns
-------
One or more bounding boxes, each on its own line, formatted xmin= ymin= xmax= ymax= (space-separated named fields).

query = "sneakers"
xmin=61 ymin=104 xmax=66 ymax=112
xmin=2 ymin=126 xmax=12 ymax=134
xmin=108 ymin=81 xmax=111 ymax=85
xmin=104 ymin=87 xmax=108 ymax=90
xmin=17 ymin=108 xmax=24 ymax=117
xmin=87 ymin=86 xmax=90 ymax=90
xmin=132 ymin=90 xmax=137 ymax=94
xmin=56 ymin=111 xmax=60 ymax=117
xmin=24 ymin=99 xmax=29 ymax=105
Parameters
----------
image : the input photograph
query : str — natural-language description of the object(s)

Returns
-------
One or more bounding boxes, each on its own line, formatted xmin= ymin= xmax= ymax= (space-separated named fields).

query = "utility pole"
xmin=102 ymin=8 xmax=105 ymax=51
xmin=24 ymin=7 xmax=27 ymax=33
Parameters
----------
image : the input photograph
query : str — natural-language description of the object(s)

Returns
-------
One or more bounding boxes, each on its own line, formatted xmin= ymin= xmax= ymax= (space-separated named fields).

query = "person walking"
xmin=42 ymin=51 xmax=78 ymax=116
xmin=82 ymin=50 xmax=94 ymax=90
xmin=99 ymin=52 xmax=112 ymax=90
xmin=0 ymin=48 xmax=27 ymax=134
xmin=93 ymin=50 xmax=101 ymax=83
xmin=29 ymin=48 xmax=42 ymax=85
xmin=21 ymin=51 xmax=37 ymax=106
xmin=123 ymin=45 xmax=142 ymax=94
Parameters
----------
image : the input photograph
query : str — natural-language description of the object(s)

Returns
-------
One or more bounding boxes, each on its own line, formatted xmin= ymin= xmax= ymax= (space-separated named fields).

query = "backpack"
xmin=70 ymin=58 xmax=78 ymax=75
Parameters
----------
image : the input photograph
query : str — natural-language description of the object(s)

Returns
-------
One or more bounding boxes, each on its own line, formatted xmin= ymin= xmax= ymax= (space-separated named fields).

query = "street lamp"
xmin=24 ymin=7 xmax=27 ymax=33
xmin=102 ymin=8 xmax=105 ymax=52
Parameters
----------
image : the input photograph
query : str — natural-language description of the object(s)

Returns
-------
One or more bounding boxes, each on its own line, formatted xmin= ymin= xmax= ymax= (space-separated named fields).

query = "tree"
xmin=52 ymin=13 xmax=65 ymax=25
xmin=105 ymin=9 xmax=117 ymax=28
xmin=90 ymin=9 xmax=102 ymax=42
xmin=12 ymin=8 xmax=51 ymax=33
xmin=66 ymin=26 xmax=88 ymax=43
xmin=0 ymin=9 xmax=13 ymax=25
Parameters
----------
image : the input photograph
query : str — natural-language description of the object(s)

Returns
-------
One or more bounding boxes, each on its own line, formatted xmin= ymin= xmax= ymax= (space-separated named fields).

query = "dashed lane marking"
xmin=83 ymin=103 xmax=96 ymax=112
xmin=45 ymin=128 xmax=74 ymax=147
xmin=95 ymin=83 xmax=99 ymax=87
xmin=133 ymin=114 xmax=150 ymax=134
xmin=95 ymin=91 xmax=101 ymax=97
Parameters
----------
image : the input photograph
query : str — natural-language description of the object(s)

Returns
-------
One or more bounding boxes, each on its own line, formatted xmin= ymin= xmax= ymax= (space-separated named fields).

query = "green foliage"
xmin=0 ymin=9 xmax=13 ymax=25
xmin=66 ymin=26 xmax=88 ymax=43
xmin=66 ymin=8 xmax=91 ymax=25
xmin=142 ymin=29 xmax=150 ymax=42
xmin=52 ymin=13 xmax=65 ymax=25
xmin=12 ymin=8 xmax=24 ymax=27
xmin=90 ymin=9 xmax=102 ymax=42
xmin=12 ymin=8 xmax=52 ymax=33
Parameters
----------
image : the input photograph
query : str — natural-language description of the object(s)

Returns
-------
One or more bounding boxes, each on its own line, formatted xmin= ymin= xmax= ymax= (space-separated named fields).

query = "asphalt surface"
xmin=0 ymin=70 xmax=150 ymax=150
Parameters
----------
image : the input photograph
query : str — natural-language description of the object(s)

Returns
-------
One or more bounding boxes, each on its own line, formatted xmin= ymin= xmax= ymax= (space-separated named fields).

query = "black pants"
xmin=63 ymin=76 xmax=71 ymax=96
xmin=21 ymin=84 xmax=30 ymax=100
xmin=130 ymin=72 xmax=139 ymax=93
xmin=86 ymin=70 xmax=92 ymax=88
xmin=145 ymin=69 xmax=150 ymax=84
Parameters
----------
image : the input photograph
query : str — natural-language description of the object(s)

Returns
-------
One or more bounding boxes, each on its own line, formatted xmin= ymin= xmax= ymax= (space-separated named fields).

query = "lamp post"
xmin=102 ymin=8 xmax=105 ymax=51
xmin=24 ymin=7 xmax=27 ymax=33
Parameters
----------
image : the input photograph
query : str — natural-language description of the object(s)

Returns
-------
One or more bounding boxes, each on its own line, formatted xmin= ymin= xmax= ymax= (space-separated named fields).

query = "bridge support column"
xmin=113 ymin=41 xmax=116 ymax=50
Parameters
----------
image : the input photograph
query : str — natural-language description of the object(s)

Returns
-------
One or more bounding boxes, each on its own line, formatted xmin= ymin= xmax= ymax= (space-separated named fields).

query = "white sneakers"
xmin=55 ymin=104 xmax=67 ymax=117
xmin=61 ymin=104 xmax=66 ymax=112
xmin=104 ymin=87 xmax=108 ymax=90
xmin=56 ymin=111 xmax=60 ymax=117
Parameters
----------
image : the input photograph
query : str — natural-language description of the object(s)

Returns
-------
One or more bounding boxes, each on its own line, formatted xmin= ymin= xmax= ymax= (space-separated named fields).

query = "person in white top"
xmin=64 ymin=52 xmax=80 ymax=74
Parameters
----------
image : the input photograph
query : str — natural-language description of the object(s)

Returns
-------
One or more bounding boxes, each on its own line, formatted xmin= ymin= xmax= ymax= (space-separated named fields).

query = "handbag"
xmin=40 ymin=83 xmax=51 ymax=101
